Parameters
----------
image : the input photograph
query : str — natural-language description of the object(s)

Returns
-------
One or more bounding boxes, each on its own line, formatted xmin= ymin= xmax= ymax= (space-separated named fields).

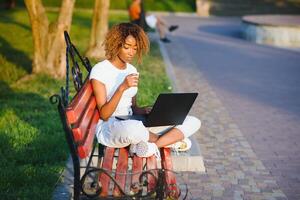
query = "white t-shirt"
xmin=89 ymin=60 xmax=140 ymax=147
xmin=89 ymin=59 xmax=138 ymax=116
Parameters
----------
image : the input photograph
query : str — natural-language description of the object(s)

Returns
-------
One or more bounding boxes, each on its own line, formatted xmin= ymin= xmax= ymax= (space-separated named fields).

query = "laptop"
xmin=115 ymin=93 xmax=198 ymax=127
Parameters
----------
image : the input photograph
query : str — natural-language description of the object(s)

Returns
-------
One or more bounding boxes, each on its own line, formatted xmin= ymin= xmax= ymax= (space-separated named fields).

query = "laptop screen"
xmin=145 ymin=93 xmax=198 ymax=127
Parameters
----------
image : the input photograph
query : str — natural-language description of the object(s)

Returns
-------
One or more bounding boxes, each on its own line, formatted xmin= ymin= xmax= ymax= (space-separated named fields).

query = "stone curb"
xmin=155 ymin=32 xmax=206 ymax=172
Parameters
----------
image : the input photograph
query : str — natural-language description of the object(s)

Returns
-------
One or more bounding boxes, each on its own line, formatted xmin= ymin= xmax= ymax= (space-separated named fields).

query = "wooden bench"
xmin=50 ymin=31 xmax=182 ymax=200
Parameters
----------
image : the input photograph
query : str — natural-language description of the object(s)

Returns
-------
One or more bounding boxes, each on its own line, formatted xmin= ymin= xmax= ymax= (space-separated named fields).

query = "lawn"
xmin=40 ymin=0 xmax=196 ymax=12
xmin=0 ymin=8 xmax=170 ymax=200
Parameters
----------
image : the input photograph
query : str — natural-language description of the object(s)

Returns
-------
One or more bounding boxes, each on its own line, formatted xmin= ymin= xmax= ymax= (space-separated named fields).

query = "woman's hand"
xmin=131 ymin=96 xmax=152 ymax=115
xmin=132 ymin=106 xmax=152 ymax=115
xmin=119 ymin=73 xmax=139 ymax=91
xmin=143 ymin=106 xmax=152 ymax=114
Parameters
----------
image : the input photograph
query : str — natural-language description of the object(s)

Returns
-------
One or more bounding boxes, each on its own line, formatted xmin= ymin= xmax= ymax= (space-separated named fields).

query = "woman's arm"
xmin=92 ymin=79 xmax=124 ymax=121
xmin=92 ymin=73 xmax=139 ymax=121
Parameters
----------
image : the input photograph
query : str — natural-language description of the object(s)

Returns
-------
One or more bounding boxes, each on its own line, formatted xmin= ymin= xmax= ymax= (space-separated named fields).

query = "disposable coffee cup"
xmin=131 ymin=72 xmax=139 ymax=78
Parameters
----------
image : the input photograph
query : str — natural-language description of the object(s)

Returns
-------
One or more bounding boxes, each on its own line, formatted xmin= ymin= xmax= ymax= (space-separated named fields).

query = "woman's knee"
xmin=187 ymin=116 xmax=201 ymax=132
xmin=176 ymin=115 xmax=201 ymax=138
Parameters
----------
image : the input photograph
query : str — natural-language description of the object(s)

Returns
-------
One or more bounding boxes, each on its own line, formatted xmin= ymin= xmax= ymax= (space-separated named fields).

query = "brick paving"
xmin=158 ymin=15 xmax=300 ymax=199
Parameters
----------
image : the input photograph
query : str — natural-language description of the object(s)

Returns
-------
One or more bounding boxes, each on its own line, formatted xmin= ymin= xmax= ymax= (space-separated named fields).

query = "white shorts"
xmin=145 ymin=14 xmax=157 ymax=29
xmin=96 ymin=115 xmax=201 ymax=148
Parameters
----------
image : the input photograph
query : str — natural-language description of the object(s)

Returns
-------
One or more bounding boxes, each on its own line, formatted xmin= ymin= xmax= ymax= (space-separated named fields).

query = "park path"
xmin=160 ymin=15 xmax=300 ymax=200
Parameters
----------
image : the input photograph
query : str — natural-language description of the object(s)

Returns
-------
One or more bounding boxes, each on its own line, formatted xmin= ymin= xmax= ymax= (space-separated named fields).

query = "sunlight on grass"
xmin=0 ymin=110 xmax=38 ymax=150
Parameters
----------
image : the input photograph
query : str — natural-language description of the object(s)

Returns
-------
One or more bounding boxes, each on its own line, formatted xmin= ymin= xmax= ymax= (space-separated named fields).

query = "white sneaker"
xmin=165 ymin=138 xmax=192 ymax=152
xmin=129 ymin=144 xmax=137 ymax=156
xmin=135 ymin=141 xmax=160 ymax=159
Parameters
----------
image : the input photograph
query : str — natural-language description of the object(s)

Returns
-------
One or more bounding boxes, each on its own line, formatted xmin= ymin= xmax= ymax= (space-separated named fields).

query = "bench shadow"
xmin=0 ymin=36 xmax=32 ymax=73
xmin=0 ymin=80 xmax=67 ymax=198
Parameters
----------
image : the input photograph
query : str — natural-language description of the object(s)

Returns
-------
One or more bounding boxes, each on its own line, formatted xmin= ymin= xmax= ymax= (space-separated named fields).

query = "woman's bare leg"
xmin=156 ymin=15 xmax=168 ymax=28
xmin=149 ymin=132 xmax=159 ymax=143
xmin=156 ymin=21 xmax=165 ymax=39
xmin=149 ymin=128 xmax=184 ymax=148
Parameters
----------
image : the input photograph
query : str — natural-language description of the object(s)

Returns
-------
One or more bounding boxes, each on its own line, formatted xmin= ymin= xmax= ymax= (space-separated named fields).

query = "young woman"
xmin=90 ymin=23 xmax=201 ymax=158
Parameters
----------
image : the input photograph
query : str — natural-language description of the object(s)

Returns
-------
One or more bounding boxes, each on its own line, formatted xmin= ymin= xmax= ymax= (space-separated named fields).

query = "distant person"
xmin=128 ymin=0 xmax=179 ymax=43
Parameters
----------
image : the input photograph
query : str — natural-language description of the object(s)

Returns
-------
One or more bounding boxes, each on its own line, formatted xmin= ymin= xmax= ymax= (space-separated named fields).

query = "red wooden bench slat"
xmin=99 ymin=147 xmax=115 ymax=196
xmin=113 ymin=148 xmax=129 ymax=196
xmin=146 ymin=155 xmax=157 ymax=192
xmin=71 ymin=97 xmax=97 ymax=142
xmin=66 ymin=81 xmax=93 ymax=124
xmin=77 ymin=110 xmax=99 ymax=159
xmin=131 ymin=156 xmax=143 ymax=187
xmin=160 ymin=148 xmax=179 ymax=198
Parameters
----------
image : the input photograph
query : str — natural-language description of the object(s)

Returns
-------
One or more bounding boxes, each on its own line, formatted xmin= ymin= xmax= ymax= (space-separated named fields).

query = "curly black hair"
xmin=103 ymin=23 xmax=149 ymax=63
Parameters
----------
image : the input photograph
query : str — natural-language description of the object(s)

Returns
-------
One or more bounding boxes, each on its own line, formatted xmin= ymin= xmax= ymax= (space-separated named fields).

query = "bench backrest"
xmin=65 ymin=80 xmax=99 ymax=159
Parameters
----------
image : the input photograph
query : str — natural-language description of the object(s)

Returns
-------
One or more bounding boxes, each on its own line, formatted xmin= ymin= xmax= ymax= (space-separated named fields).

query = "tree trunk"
xmin=24 ymin=0 xmax=49 ymax=74
xmin=46 ymin=0 xmax=75 ymax=77
xmin=25 ymin=0 xmax=75 ymax=78
xmin=85 ymin=0 xmax=110 ymax=60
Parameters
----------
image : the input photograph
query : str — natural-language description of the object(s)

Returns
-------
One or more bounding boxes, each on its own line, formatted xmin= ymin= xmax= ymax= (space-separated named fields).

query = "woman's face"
xmin=118 ymin=35 xmax=137 ymax=63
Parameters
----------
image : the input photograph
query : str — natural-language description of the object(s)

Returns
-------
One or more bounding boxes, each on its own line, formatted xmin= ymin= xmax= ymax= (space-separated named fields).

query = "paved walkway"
xmin=159 ymin=15 xmax=300 ymax=200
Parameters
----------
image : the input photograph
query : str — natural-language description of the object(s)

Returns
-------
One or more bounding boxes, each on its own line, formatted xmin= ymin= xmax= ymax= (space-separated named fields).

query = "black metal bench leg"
xmin=73 ymin=157 xmax=81 ymax=200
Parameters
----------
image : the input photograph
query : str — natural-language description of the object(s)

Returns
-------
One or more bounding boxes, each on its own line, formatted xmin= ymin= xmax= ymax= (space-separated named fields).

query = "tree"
xmin=85 ymin=0 xmax=110 ymax=60
xmin=25 ymin=0 xmax=75 ymax=78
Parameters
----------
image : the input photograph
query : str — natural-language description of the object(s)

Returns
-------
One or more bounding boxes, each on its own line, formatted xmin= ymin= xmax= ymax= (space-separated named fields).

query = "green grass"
xmin=0 ymin=9 xmax=33 ymax=84
xmin=0 ymin=75 xmax=65 ymax=199
xmin=0 ymin=8 xmax=170 ymax=200
xmin=142 ymin=0 xmax=196 ymax=12
xmin=14 ymin=0 xmax=196 ymax=12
